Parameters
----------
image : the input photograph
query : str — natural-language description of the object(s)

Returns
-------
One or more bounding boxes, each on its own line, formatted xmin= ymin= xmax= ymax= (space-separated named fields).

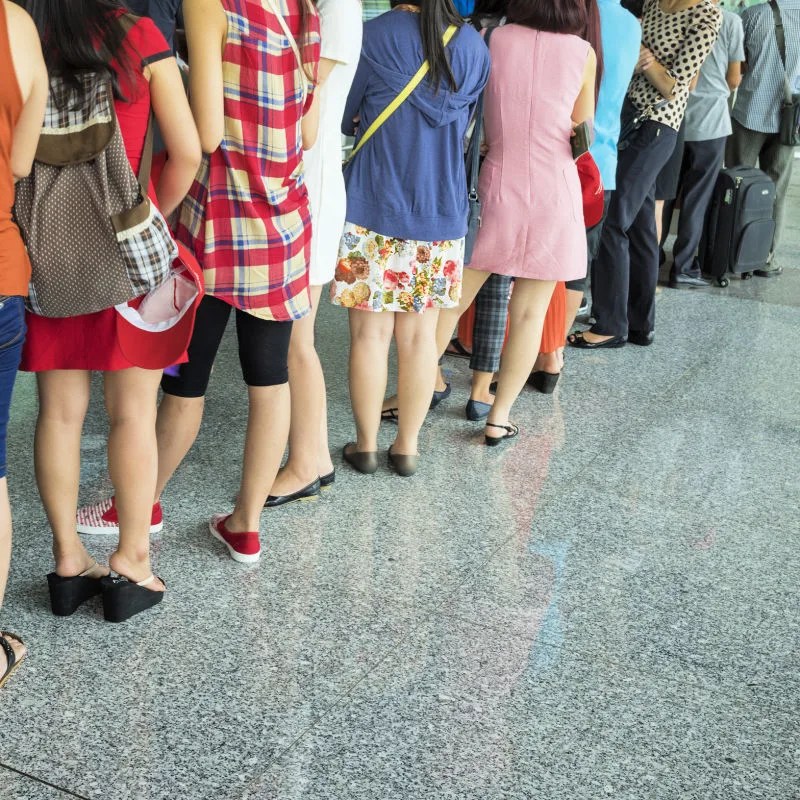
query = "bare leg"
xmin=270 ymin=285 xmax=333 ymax=496
xmin=655 ymin=199 xmax=665 ymax=244
xmin=227 ymin=383 xmax=291 ymax=533
xmin=348 ymin=309 xmax=394 ymax=452
xmin=384 ymin=267 xmax=490 ymax=411
xmin=0 ymin=481 xmax=23 ymax=669
xmin=104 ymin=368 xmax=164 ymax=591
xmin=154 ymin=394 xmax=205 ymax=501
xmin=35 ymin=371 xmax=101 ymax=577
xmin=470 ymin=370 xmax=496 ymax=404
xmin=488 ymin=279 xmax=556 ymax=437
xmin=393 ymin=310 xmax=440 ymax=455
xmin=565 ymin=288 xmax=584 ymax=338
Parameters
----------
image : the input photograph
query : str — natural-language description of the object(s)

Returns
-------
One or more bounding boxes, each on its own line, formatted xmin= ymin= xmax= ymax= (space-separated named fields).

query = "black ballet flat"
xmin=101 ymin=574 xmax=164 ymax=623
xmin=343 ymin=443 xmax=378 ymax=475
xmin=485 ymin=422 xmax=520 ymax=447
xmin=527 ymin=371 xmax=560 ymax=394
xmin=465 ymin=399 xmax=492 ymax=421
xmin=264 ymin=478 xmax=321 ymax=508
xmin=568 ymin=331 xmax=626 ymax=349
xmin=388 ymin=447 xmax=419 ymax=477
xmin=47 ymin=563 xmax=105 ymax=617
xmin=320 ymin=470 xmax=335 ymax=489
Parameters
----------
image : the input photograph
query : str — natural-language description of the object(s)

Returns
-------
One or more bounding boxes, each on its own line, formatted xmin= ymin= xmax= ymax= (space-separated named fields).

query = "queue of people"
xmin=0 ymin=0 xmax=798 ymax=690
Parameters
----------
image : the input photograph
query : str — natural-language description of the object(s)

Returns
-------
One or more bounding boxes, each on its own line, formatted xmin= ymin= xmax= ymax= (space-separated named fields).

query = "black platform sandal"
xmin=0 ymin=632 xmax=26 ymax=689
xmin=485 ymin=422 xmax=520 ymax=447
xmin=101 ymin=574 xmax=165 ymax=623
xmin=528 ymin=371 xmax=560 ymax=394
xmin=47 ymin=562 xmax=105 ymax=617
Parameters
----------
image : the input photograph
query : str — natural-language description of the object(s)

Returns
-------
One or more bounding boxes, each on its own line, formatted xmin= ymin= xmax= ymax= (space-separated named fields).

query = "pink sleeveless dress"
xmin=469 ymin=26 xmax=589 ymax=282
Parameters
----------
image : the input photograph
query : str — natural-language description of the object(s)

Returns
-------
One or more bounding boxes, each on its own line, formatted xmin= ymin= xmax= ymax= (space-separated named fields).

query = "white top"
xmin=304 ymin=0 xmax=363 ymax=285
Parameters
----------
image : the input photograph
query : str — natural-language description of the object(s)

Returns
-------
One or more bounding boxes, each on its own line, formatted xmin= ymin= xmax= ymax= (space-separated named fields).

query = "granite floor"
xmin=1 ymin=171 xmax=799 ymax=799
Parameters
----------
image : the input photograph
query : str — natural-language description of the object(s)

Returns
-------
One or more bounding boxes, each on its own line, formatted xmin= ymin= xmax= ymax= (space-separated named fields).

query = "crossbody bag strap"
xmin=264 ymin=0 xmax=314 ymax=106
xmin=467 ymin=25 xmax=495 ymax=198
xmin=768 ymin=0 xmax=794 ymax=102
xmin=346 ymin=24 xmax=458 ymax=166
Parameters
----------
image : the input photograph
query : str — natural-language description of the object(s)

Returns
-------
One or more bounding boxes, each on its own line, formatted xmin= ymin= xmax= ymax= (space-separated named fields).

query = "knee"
xmin=288 ymin=333 xmax=318 ymax=368
xmin=38 ymin=395 xmax=90 ymax=427
xmin=351 ymin=316 xmax=393 ymax=347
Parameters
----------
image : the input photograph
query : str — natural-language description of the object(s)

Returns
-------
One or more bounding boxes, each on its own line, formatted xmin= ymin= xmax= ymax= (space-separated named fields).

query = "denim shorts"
xmin=0 ymin=296 xmax=27 ymax=479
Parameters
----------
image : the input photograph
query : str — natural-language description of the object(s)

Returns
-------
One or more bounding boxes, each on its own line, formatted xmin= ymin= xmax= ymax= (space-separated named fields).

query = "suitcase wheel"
xmin=742 ymin=272 xmax=753 ymax=281
xmin=717 ymin=277 xmax=730 ymax=288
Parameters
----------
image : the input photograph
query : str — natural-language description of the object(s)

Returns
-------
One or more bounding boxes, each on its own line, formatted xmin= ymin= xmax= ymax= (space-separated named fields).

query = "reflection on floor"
xmin=2 ymin=173 xmax=799 ymax=799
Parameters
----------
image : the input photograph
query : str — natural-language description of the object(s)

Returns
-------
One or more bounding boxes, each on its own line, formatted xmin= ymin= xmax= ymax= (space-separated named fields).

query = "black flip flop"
xmin=381 ymin=408 xmax=399 ymax=422
xmin=0 ymin=632 xmax=26 ymax=689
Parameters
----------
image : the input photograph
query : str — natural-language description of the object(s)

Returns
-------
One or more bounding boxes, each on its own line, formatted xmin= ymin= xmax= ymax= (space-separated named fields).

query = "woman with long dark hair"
xmin=424 ymin=0 xmax=597 ymax=444
xmin=333 ymin=0 xmax=489 ymax=476
xmin=18 ymin=0 xmax=201 ymax=621
xmin=570 ymin=0 xmax=721 ymax=349
xmin=0 ymin=0 xmax=46 ymax=687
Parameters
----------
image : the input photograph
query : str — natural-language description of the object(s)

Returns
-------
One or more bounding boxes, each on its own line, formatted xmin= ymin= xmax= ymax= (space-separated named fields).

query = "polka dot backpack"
xmin=13 ymin=17 xmax=176 ymax=318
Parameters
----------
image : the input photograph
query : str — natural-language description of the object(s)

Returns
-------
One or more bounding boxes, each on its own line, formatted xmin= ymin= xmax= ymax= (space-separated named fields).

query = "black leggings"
xmin=161 ymin=295 xmax=293 ymax=398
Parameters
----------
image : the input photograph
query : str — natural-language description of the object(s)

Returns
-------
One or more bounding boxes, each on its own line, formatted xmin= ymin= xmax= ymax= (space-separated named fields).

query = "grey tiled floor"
xmin=2 ymin=170 xmax=799 ymax=799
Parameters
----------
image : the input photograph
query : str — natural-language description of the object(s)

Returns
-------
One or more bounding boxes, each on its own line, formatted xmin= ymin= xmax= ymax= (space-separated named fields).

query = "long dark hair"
xmin=583 ymin=0 xmax=604 ymax=101
xmin=506 ymin=0 xmax=603 ymax=101
xmin=391 ymin=0 xmax=465 ymax=92
xmin=472 ymin=0 xmax=508 ymax=17
xmin=12 ymin=0 xmax=134 ymax=101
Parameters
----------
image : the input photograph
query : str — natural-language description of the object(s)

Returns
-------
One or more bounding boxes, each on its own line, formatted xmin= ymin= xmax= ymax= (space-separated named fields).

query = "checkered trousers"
xmin=471 ymin=273 xmax=512 ymax=374
xmin=178 ymin=0 xmax=320 ymax=321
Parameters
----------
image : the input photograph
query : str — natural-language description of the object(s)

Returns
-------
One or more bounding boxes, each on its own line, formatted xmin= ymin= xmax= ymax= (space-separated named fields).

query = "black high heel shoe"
xmin=527 ymin=371 xmax=560 ymax=394
xmin=47 ymin=562 xmax=105 ymax=617
xmin=101 ymin=574 xmax=165 ymax=623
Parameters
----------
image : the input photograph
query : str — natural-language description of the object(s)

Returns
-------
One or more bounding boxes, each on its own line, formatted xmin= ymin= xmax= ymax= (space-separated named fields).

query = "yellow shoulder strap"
xmin=345 ymin=24 xmax=458 ymax=166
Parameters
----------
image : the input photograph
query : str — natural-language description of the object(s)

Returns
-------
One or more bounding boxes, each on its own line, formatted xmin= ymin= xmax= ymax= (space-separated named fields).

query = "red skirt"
xmin=20 ymin=306 xmax=187 ymax=372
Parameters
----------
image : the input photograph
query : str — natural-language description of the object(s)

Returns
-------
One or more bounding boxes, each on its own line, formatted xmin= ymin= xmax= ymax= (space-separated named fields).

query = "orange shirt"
xmin=0 ymin=1 xmax=31 ymax=297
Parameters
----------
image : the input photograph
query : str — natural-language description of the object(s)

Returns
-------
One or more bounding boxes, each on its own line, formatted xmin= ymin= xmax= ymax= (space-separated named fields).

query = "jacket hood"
xmin=360 ymin=16 xmax=489 ymax=129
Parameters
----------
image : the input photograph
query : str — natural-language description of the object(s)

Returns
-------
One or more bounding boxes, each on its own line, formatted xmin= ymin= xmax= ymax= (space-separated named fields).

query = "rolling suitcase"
xmin=700 ymin=166 xmax=776 ymax=287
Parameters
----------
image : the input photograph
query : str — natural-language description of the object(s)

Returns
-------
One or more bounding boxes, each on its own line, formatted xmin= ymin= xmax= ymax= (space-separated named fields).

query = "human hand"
xmin=635 ymin=46 xmax=655 ymax=73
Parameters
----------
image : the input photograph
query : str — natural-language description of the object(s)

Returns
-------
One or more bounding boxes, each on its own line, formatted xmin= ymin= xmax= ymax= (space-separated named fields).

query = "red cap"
xmin=115 ymin=241 xmax=204 ymax=370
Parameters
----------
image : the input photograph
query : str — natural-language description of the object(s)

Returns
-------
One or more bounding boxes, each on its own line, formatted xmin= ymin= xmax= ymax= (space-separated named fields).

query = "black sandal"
xmin=47 ymin=561 xmax=106 ymax=617
xmin=485 ymin=422 xmax=520 ymax=447
xmin=381 ymin=407 xmax=399 ymax=422
xmin=0 ymin=632 xmax=26 ymax=689
xmin=101 ymin=574 xmax=165 ymax=623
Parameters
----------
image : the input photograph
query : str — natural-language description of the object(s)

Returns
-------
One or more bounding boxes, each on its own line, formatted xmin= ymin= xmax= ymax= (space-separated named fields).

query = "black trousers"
xmin=671 ymin=137 xmax=726 ymax=278
xmin=591 ymin=112 xmax=678 ymax=338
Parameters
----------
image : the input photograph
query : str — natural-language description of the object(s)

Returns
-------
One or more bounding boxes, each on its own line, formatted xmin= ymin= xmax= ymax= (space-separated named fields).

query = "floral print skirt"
xmin=330 ymin=223 xmax=464 ymax=313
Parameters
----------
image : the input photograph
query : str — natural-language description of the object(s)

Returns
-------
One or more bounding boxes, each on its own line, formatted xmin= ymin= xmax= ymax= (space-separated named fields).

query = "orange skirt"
xmin=457 ymin=281 xmax=566 ymax=357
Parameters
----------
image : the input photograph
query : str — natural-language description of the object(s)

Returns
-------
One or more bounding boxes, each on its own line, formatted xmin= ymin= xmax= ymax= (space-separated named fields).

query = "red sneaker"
xmin=208 ymin=514 xmax=261 ymax=563
xmin=77 ymin=497 xmax=163 ymax=535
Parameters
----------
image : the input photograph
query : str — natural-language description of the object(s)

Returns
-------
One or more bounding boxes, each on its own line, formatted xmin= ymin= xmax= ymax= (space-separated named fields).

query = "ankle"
xmin=226 ymin=510 xmax=260 ymax=534
xmin=109 ymin=550 xmax=153 ymax=583
xmin=53 ymin=544 xmax=92 ymax=577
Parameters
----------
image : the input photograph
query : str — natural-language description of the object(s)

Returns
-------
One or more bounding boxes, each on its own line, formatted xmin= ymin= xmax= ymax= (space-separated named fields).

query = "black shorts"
xmin=161 ymin=295 xmax=293 ymax=398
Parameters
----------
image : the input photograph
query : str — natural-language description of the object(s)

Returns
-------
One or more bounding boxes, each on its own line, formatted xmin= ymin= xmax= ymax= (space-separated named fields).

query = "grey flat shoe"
xmin=388 ymin=447 xmax=418 ymax=477
xmin=343 ymin=443 xmax=378 ymax=475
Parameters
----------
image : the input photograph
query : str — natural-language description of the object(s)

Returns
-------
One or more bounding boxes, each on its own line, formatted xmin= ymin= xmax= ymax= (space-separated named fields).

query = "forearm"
xmin=155 ymin=158 xmax=199 ymax=218
xmin=643 ymin=60 xmax=677 ymax=100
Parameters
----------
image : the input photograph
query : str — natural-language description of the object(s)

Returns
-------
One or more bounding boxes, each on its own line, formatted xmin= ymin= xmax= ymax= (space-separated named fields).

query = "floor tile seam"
xmin=436 ymin=611 xmax=799 ymax=711
xmin=0 ymin=763 xmax=90 ymax=799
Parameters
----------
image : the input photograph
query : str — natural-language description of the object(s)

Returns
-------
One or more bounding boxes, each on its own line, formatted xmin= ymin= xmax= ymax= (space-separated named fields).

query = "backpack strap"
xmin=768 ymin=0 xmax=794 ymax=102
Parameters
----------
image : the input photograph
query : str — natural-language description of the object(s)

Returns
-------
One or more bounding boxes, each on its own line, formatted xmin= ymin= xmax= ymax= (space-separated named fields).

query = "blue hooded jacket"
xmin=342 ymin=11 xmax=491 ymax=242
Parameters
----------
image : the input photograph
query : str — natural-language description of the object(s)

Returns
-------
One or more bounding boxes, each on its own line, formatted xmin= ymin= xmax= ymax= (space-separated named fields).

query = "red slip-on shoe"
xmin=77 ymin=497 xmax=163 ymax=536
xmin=208 ymin=514 xmax=261 ymax=563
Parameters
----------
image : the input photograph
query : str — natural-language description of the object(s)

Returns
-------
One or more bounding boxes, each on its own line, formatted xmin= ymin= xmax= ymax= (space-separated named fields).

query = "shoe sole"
xmin=208 ymin=521 xmax=261 ymax=563
xmin=77 ymin=521 xmax=164 ymax=536
xmin=264 ymin=493 xmax=320 ymax=509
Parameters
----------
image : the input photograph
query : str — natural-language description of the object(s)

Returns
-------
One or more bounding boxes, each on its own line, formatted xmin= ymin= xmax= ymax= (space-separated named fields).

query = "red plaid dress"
xmin=177 ymin=0 xmax=320 ymax=322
